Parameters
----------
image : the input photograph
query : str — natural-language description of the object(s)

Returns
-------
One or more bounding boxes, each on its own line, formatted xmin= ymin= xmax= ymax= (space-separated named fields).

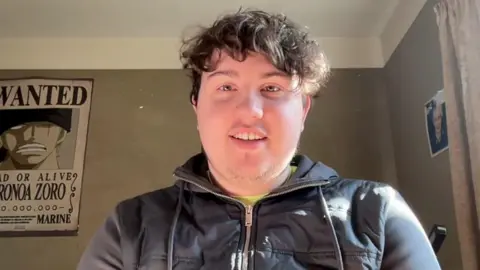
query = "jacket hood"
xmin=172 ymin=152 xmax=339 ymax=193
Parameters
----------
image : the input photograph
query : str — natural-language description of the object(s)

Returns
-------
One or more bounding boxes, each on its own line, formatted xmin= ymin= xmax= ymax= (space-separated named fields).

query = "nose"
xmin=22 ymin=125 xmax=36 ymax=141
xmin=236 ymin=92 xmax=264 ymax=120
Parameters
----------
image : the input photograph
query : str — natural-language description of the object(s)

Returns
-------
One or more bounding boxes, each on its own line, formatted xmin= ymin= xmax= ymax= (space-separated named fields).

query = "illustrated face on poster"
xmin=425 ymin=90 xmax=449 ymax=157
xmin=0 ymin=109 xmax=74 ymax=171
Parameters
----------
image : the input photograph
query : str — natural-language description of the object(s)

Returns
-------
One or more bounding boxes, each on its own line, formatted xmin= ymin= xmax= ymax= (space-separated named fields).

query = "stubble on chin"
xmin=206 ymin=143 xmax=300 ymax=191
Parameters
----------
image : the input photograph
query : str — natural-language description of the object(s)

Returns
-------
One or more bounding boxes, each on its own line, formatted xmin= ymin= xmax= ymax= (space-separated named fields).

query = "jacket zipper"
xmin=173 ymin=173 xmax=329 ymax=270
xmin=242 ymin=205 xmax=253 ymax=270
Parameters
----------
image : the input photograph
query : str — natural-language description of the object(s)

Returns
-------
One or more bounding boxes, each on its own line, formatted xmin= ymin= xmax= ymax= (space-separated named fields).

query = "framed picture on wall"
xmin=0 ymin=77 xmax=93 ymax=236
xmin=424 ymin=89 xmax=449 ymax=157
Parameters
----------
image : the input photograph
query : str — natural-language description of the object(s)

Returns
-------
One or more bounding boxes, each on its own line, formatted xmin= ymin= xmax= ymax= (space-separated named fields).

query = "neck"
xmin=208 ymin=165 xmax=292 ymax=197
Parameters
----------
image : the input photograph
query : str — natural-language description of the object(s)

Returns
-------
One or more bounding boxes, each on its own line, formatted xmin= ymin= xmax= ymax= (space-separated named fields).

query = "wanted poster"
xmin=0 ymin=77 xmax=93 ymax=233
xmin=425 ymin=89 xmax=449 ymax=157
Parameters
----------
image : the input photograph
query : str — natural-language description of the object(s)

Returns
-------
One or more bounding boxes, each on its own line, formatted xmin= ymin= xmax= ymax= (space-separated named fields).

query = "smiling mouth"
xmin=230 ymin=132 xmax=267 ymax=141
xmin=16 ymin=143 xmax=47 ymax=153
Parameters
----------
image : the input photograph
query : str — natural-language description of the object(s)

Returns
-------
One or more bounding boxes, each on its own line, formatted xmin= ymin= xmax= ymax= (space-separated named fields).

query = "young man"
xmin=78 ymin=9 xmax=441 ymax=270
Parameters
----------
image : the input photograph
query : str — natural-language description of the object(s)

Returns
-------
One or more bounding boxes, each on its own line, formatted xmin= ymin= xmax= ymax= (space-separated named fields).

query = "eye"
xmin=217 ymin=84 xmax=236 ymax=92
xmin=10 ymin=124 xmax=24 ymax=130
xmin=262 ymin=85 xmax=282 ymax=92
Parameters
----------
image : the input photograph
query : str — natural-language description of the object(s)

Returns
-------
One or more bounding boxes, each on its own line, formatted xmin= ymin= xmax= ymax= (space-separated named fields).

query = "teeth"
xmin=233 ymin=133 xmax=264 ymax=140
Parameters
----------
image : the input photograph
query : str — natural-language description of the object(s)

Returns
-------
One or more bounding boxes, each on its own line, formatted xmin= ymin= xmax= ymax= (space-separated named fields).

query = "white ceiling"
xmin=0 ymin=0 xmax=428 ymax=69
xmin=0 ymin=0 xmax=399 ymax=38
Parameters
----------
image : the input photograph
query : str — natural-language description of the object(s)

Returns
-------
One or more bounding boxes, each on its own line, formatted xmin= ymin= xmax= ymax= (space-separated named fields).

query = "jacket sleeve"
xmin=380 ymin=188 xmax=442 ymax=269
xmin=76 ymin=207 xmax=123 ymax=270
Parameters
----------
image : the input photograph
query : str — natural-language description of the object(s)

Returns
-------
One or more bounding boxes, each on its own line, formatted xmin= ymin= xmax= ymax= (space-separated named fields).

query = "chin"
xmin=231 ymin=154 xmax=268 ymax=168
xmin=232 ymin=161 xmax=273 ymax=175
xmin=233 ymin=171 xmax=267 ymax=182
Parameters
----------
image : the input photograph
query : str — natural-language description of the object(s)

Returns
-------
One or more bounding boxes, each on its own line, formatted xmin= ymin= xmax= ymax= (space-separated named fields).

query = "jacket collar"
xmin=172 ymin=152 xmax=339 ymax=194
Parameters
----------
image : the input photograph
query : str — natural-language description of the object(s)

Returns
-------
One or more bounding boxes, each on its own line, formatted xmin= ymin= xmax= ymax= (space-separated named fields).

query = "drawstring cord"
xmin=167 ymin=182 xmax=185 ymax=270
xmin=318 ymin=186 xmax=344 ymax=270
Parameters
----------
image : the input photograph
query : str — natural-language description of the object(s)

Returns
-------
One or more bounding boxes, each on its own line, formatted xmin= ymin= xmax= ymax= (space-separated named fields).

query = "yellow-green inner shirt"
xmin=234 ymin=166 xmax=297 ymax=205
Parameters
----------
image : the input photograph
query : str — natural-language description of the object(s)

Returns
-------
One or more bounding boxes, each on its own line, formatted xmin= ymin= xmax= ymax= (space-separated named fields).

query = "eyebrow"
xmin=206 ymin=69 xmax=239 ymax=79
xmin=260 ymin=71 xmax=289 ymax=79
xmin=205 ymin=69 xmax=289 ymax=80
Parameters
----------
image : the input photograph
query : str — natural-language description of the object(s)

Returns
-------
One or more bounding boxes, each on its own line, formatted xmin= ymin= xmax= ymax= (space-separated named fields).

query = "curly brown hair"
xmin=180 ymin=8 xmax=330 ymax=104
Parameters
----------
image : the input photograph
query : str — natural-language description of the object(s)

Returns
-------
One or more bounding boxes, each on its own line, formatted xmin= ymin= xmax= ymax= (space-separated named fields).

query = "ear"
xmin=0 ymin=134 xmax=11 ymax=150
xmin=56 ymin=130 xmax=67 ymax=146
xmin=301 ymin=95 xmax=312 ymax=131
xmin=191 ymin=97 xmax=199 ymax=130
xmin=191 ymin=96 xmax=197 ymax=113
xmin=190 ymin=95 xmax=198 ymax=109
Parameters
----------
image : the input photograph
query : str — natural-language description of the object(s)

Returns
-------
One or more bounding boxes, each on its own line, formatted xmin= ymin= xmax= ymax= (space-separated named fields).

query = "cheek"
xmin=266 ymin=105 xmax=305 ymax=142
xmin=47 ymin=128 xmax=62 ymax=146
xmin=196 ymin=106 xmax=228 ymax=141
xmin=33 ymin=128 xmax=49 ymax=142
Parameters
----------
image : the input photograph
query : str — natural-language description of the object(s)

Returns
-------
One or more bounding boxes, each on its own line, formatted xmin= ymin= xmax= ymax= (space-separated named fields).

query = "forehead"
xmin=204 ymin=50 xmax=288 ymax=77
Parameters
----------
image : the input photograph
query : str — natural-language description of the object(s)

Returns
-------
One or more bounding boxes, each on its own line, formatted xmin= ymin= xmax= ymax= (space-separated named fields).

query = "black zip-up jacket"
xmin=77 ymin=153 xmax=441 ymax=270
